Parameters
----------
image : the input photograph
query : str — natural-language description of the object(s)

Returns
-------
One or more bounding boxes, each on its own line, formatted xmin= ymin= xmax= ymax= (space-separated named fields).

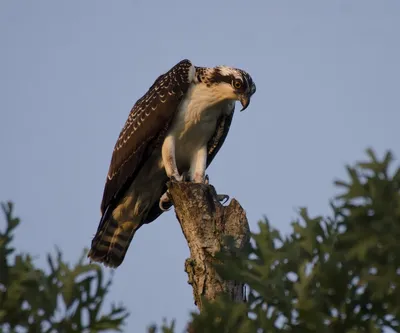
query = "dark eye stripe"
xmin=198 ymin=66 xmax=254 ymax=91
xmin=242 ymin=74 xmax=249 ymax=91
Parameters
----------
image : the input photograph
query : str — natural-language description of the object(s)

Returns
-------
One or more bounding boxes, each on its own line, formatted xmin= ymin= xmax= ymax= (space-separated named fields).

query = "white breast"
xmin=167 ymin=83 xmax=234 ymax=170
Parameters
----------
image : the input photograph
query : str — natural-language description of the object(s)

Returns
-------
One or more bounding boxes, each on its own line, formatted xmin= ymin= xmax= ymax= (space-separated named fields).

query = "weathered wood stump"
xmin=167 ymin=180 xmax=250 ymax=310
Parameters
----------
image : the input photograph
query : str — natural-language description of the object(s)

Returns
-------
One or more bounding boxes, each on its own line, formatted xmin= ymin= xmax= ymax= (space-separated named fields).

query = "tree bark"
xmin=167 ymin=180 xmax=250 ymax=311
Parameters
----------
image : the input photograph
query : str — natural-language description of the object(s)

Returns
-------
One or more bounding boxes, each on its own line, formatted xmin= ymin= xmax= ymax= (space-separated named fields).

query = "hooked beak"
xmin=239 ymin=83 xmax=256 ymax=112
xmin=239 ymin=94 xmax=251 ymax=111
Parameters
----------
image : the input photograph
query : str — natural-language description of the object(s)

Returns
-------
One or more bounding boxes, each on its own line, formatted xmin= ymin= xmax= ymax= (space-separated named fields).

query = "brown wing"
xmin=206 ymin=107 xmax=235 ymax=168
xmin=144 ymin=106 xmax=235 ymax=224
xmin=99 ymin=59 xmax=193 ymax=221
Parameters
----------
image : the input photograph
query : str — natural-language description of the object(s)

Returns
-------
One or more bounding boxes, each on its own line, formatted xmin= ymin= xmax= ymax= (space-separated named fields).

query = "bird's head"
xmin=196 ymin=65 xmax=256 ymax=111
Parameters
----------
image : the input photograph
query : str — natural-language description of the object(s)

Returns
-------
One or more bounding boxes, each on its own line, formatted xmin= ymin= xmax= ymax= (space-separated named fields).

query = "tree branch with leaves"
xmin=0 ymin=202 xmax=129 ymax=333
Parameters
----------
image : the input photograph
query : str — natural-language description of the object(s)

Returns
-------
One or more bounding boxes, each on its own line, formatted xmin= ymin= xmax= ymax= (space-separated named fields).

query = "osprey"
xmin=88 ymin=59 xmax=256 ymax=268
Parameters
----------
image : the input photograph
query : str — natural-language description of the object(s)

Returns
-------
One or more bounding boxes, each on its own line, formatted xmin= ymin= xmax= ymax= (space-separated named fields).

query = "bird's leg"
xmin=162 ymin=135 xmax=183 ymax=181
xmin=191 ymin=146 xmax=207 ymax=183
xmin=190 ymin=149 xmax=229 ymax=204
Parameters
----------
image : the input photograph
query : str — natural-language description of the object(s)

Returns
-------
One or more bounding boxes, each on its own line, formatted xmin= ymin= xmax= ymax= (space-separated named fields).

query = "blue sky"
xmin=1 ymin=1 xmax=399 ymax=332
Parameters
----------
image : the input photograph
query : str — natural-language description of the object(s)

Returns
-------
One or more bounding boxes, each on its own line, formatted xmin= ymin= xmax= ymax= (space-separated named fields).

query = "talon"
xmin=159 ymin=192 xmax=172 ymax=211
xmin=216 ymin=194 xmax=229 ymax=204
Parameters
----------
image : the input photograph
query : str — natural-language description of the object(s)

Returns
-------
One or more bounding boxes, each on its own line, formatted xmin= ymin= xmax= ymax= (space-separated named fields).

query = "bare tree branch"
xmin=167 ymin=180 xmax=250 ymax=310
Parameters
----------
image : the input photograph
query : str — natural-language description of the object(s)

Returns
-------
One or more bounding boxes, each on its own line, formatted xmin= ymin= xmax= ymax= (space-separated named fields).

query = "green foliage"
xmin=3 ymin=148 xmax=399 ymax=333
xmin=155 ymin=148 xmax=400 ymax=332
xmin=147 ymin=319 xmax=176 ymax=333
xmin=0 ymin=202 xmax=129 ymax=333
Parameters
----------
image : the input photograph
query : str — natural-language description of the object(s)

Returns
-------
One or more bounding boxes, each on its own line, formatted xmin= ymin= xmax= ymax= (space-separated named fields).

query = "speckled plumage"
xmin=88 ymin=59 xmax=256 ymax=268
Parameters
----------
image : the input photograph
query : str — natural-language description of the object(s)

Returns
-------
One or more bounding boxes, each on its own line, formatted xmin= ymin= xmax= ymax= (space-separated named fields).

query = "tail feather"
xmin=89 ymin=173 xmax=163 ymax=267
xmin=88 ymin=214 xmax=142 ymax=268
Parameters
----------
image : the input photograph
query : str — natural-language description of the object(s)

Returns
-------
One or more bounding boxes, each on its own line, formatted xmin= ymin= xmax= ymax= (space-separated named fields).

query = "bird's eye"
xmin=233 ymin=79 xmax=242 ymax=89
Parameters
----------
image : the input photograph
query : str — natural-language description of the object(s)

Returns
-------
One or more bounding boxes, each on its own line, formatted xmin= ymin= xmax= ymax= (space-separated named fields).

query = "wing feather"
xmin=100 ymin=59 xmax=193 ymax=217
xmin=206 ymin=107 xmax=235 ymax=167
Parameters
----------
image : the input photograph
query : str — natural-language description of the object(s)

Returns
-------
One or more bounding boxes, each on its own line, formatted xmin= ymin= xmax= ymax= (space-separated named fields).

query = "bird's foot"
xmin=162 ymin=172 xmax=191 ymax=211
xmin=201 ymin=174 xmax=229 ymax=204
xmin=159 ymin=191 xmax=172 ymax=211
xmin=216 ymin=194 xmax=230 ymax=205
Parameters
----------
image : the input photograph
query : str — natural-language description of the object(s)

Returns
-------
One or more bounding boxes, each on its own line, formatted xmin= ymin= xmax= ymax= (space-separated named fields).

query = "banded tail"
xmin=88 ymin=205 xmax=143 ymax=268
